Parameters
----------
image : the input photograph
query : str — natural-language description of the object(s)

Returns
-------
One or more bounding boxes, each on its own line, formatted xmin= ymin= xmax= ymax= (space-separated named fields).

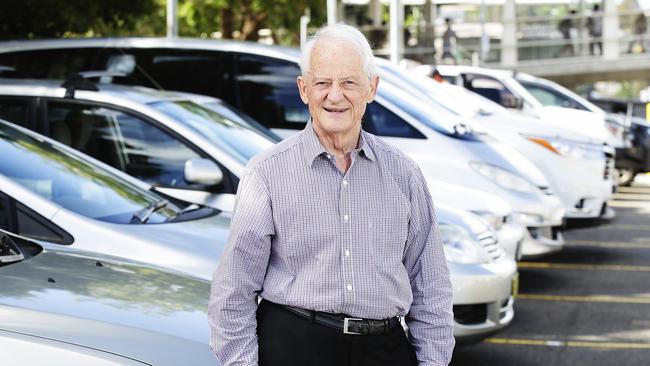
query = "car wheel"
xmin=618 ymin=168 xmax=637 ymax=186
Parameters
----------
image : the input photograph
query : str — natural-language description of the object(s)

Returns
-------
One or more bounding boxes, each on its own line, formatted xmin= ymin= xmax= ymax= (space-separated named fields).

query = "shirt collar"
xmin=302 ymin=121 xmax=375 ymax=168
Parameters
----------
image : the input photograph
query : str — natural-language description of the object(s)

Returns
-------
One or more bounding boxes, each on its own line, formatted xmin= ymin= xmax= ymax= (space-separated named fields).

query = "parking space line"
xmin=517 ymin=294 xmax=650 ymax=304
xmin=485 ymin=337 xmax=650 ymax=349
xmin=566 ymin=240 xmax=650 ymax=249
xmin=609 ymin=201 xmax=650 ymax=207
xmin=588 ymin=224 xmax=650 ymax=231
xmin=612 ymin=194 xmax=650 ymax=200
xmin=518 ymin=262 xmax=650 ymax=272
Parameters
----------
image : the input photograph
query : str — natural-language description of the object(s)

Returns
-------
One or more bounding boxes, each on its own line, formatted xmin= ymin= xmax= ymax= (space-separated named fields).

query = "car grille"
xmin=478 ymin=230 xmax=505 ymax=261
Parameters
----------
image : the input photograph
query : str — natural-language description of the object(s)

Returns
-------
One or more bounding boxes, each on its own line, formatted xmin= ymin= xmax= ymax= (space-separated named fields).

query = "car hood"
xmin=536 ymin=106 xmax=609 ymax=144
xmin=434 ymin=201 xmax=492 ymax=235
xmin=428 ymin=180 xmax=511 ymax=217
xmin=477 ymin=111 xmax=604 ymax=144
xmin=0 ymin=248 xmax=217 ymax=366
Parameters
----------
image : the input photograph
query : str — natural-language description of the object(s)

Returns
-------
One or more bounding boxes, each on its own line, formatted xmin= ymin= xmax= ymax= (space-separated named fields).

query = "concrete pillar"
xmin=328 ymin=0 xmax=337 ymax=25
xmin=501 ymin=0 xmax=517 ymax=67
xmin=389 ymin=0 xmax=404 ymax=64
xmin=423 ymin=0 xmax=435 ymax=62
xmin=369 ymin=0 xmax=382 ymax=27
xmin=166 ymin=0 xmax=178 ymax=38
xmin=602 ymin=0 xmax=620 ymax=60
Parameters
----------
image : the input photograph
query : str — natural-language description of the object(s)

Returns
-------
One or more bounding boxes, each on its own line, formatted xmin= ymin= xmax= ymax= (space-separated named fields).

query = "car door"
xmin=38 ymin=99 xmax=239 ymax=207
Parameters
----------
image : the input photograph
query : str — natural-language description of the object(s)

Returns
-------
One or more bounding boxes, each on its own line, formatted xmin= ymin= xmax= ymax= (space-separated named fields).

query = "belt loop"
xmin=310 ymin=310 xmax=316 ymax=324
xmin=384 ymin=319 xmax=389 ymax=335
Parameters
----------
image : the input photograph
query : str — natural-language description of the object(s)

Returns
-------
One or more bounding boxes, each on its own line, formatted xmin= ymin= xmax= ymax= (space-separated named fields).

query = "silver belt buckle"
xmin=343 ymin=317 xmax=363 ymax=335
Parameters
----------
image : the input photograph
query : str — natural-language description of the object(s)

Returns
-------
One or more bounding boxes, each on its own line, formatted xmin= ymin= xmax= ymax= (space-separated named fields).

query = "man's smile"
xmin=323 ymin=107 xmax=349 ymax=113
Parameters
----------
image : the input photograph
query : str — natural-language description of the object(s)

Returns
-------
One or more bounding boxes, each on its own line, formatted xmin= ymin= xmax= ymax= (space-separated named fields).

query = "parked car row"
xmin=0 ymin=37 xmax=624 ymax=362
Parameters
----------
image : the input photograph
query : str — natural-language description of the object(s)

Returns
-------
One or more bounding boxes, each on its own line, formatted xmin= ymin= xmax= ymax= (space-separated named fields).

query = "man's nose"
xmin=326 ymin=83 xmax=345 ymax=103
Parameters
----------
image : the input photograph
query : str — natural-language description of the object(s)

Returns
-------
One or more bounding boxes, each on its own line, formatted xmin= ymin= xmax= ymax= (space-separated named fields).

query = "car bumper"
xmin=496 ymin=222 xmax=525 ymax=261
xmin=449 ymin=258 xmax=518 ymax=344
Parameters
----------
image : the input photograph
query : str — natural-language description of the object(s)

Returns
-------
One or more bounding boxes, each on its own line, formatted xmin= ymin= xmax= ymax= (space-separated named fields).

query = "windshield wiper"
xmin=130 ymin=199 xmax=169 ymax=224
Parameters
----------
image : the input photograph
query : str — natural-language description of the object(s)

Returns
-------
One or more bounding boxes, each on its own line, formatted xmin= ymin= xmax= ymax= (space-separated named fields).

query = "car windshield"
xmin=199 ymin=100 xmax=283 ymax=143
xmin=150 ymin=100 xmax=276 ymax=164
xmin=377 ymin=83 xmax=459 ymax=136
xmin=0 ymin=122 xmax=179 ymax=224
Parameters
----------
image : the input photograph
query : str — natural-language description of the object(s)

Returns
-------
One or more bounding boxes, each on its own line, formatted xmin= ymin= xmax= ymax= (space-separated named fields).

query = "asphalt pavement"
xmin=451 ymin=174 xmax=650 ymax=366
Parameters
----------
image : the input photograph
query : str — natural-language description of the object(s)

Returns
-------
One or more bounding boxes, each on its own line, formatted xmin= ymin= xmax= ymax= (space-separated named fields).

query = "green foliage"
xmin=0 ymin=0 xmax=327 ymax=45
xmin=0 ymin=0 xmax=163 ymax=39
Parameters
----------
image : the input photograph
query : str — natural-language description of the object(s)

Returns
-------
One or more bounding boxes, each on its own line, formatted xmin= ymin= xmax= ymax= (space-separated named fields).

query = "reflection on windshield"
xmin=151 ymin=100 xmax=275 ymax=164
xmin=377 ymin=83 xmax=459 ymax=136
xmin=0 ymin=123 xmax=177 ymax=224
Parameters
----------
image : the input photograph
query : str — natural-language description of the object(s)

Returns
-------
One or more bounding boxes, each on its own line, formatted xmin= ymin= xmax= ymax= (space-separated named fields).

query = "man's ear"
xmin=297 ymin=76 xmax=309 ymax=104
xmin=367 ymin=75 xmax=379 ymax=103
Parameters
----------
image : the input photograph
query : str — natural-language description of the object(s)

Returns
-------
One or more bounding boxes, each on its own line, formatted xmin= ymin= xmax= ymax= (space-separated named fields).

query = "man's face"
xmin=297 ymin=40 xmax=378 ymax=136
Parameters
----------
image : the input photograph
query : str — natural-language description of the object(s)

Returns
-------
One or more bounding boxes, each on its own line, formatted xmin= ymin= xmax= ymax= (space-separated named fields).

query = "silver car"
xmin=0 ymin=119 xmax=230 ymax=280
xmin=0 ymin=230 xmax=218 ymax=365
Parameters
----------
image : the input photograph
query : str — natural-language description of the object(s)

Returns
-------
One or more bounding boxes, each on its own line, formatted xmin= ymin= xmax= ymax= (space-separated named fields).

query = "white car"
xmin=434 ymin=65 xmax=618 ymax=148
xmin=383 ymin=61 xmax=615 ymax=220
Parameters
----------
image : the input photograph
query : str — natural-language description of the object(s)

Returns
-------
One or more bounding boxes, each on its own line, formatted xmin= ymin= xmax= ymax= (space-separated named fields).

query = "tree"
xmin=0 ymin=0 xmax=162 ymax=40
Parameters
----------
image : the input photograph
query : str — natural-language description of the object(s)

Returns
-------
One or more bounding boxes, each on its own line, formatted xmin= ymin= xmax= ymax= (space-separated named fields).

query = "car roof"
xmin=0 ymin=37 xmax=302 ymax=62
xmin=0 ymin=77 xmax=216 ymax=105
xmin=436 ymin=65 xmax=516 ymax=80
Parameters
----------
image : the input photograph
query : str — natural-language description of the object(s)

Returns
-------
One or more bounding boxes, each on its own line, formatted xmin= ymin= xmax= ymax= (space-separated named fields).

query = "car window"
xmin=150 ymin=100 xmax=275 ymax=164
xmin=0 ymin=192 xmax=11 ymax=230
xmin=0 ymin=97 xmax=30 ymax=127
xmin=235 ymin=54 xmax=309 ymax=129
xmin=464 ymin=74 xmax=516 ymax=107
xmin=0 ymin=191 xmax=71 ymax=244
xmin=0 ymin=48 xmax=102 ymax=79
xmin=0 ymin=123 xmax=180 ymax=224
xmin=518 ymin=80 xmax=588 ymax=110
xmin=46 ymin=101 xmax=205 ymax=189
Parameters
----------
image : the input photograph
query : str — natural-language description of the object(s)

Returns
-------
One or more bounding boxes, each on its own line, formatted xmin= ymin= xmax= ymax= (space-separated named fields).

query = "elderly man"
xmin=209 ymin=23 xmax=455 ymax=366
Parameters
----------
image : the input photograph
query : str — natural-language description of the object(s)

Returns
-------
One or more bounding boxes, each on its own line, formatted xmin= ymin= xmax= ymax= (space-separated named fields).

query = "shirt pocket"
xmin=371 ymin=216 xmax=409 ymax=268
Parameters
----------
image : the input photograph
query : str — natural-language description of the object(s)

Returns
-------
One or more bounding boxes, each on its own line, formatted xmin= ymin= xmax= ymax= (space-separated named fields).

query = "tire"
xmin=618 ymin=168 xmax=637 ymax=186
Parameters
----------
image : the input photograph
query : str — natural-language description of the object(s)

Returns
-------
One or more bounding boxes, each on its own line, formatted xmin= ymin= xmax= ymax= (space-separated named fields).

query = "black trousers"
xmin=257 ymin=300 xmax=418 ymax=366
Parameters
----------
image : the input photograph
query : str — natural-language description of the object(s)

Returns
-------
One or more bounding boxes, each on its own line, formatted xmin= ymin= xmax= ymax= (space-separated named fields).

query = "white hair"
xmin=300 ymin=23 xmax=376 ymax=80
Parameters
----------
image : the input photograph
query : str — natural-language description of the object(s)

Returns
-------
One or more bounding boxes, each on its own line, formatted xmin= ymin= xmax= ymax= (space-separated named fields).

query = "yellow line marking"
xmin=485 ymin=337 xmax=650 ymax=349
xmin=567 ymin=240 xmax=650 ymax=249
xmin=613 ymin=193 xmax=650 ymax=200
xmin=517 ymin=294 xmax=650 ymax=304
xmin=616 ymin=187 xmax=650 ymax=194
xmin=592 ymin=224 xmax=650 ymax=231
xmin=518 ymin=262 xmax=650 ymax=272
xmin=609 ymin=201 xmax=650 ymax=207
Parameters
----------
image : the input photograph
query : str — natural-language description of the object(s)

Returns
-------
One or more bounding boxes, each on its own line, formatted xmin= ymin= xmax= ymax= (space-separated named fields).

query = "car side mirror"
xmin=184 ymin=158 xmax=223 ymax=186
xmin=502 ymin=95 xmax=524 ymax=110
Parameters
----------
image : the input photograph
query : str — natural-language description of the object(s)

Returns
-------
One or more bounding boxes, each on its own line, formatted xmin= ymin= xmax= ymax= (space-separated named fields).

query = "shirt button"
xmin=345 ymin=250 xmax=350 ymax=257
xmin=346 ymin=284 xmax=352 ymax=291
xmin=342 ymin=179 xmax=348 ymax=187
xmin=343 ymin=215 xmax=349 ymax=222
xmin=326 ymin=154 xmax=331 ymax=159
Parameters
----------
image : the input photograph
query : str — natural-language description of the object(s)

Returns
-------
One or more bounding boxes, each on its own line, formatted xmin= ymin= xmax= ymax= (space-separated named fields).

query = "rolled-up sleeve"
xmin=402 ymin=167 xmax=455 ymax=366
xmin=208 ymin=167 xmax=275 ymax=366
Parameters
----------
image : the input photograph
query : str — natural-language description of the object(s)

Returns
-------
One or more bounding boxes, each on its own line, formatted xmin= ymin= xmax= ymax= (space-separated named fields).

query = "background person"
xmin=586 ymin=4 xmax=603 ymax=55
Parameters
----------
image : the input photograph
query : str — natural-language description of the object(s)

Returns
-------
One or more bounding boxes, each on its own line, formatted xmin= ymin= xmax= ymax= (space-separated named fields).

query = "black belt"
xmin=264 ymin=299 xmax=402 ymax=335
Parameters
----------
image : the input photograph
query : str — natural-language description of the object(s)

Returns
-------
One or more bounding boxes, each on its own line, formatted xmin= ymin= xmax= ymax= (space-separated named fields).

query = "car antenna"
xmin=61 ymin=70 xmax=126 ymax=99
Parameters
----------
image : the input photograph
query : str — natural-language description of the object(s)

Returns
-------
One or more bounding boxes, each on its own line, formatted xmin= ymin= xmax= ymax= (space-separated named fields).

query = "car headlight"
xmin=512 ymin=212 xmax=544 ymax=226
xmin=439 ymin=223 xmax=490 ymax=264
xmin=469 ymin=161 xmax=539 ymax=195
xmin=524 ymin=135 xmax=604 ymax=161
xmin=472 ymin=210 xmax=505 ymax=230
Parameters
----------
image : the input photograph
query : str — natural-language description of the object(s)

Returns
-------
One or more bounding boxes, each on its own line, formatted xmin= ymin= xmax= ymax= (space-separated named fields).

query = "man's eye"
xmin=344 ymin=81 xmax=356 ymax=85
